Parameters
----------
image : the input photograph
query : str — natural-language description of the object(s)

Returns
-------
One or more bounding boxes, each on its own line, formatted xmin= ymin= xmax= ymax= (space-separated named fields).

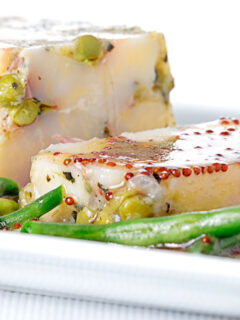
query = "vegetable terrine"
xmin=0 ymin=18 xmax=174 ymax=186
xmin=20 ymin=117 xmax=240 ymax=224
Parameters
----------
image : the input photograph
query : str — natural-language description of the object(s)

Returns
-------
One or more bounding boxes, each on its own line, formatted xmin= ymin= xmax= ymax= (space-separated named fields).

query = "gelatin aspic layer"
xmin=0 ymin=18 xmax=174 ymax=186
xmin=20 ymin=117 xmax=240 ymax=225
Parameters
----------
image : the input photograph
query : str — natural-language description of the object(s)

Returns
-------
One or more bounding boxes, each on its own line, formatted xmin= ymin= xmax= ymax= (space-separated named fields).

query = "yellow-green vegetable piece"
xmin=118 ymin=195 xmax=153 ymax=220
xmin=76 ymin=207 xmax=96 ymax=224
xmin=0 ymin=198 xmax=19 ymax=216
xmin=12 ymin=99 xmax=39 ymax=126
xmin=95 ymin=191 xmax=137 ymax=225
xmin=76 ymin=191 xmax=154 ymax=225
xmin=74 ymin=35 xmax=103 ymax=63
xmin=0 ymin=74 xmax=24 ymax=106
xmin=94 ymin=191 xmax=153 ymax=225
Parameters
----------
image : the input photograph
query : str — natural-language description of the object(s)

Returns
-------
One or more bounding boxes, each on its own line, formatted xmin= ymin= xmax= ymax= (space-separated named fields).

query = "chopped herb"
xmin=97 ymin=182 xmax=108 ymax=193
xmin=33 ymin=97 xmax=40 ymax=103
xmin=103 ymin=126 xmax=111 ymax=137
xmin=39 ymin=102 xmax=56 ymax=114
xmin=12 ymin=82 xmax=18 ymax=89
xmin=166 ymin=202 xmax=170 ymax=214
xmin=154 ymin=67 xmax=158 ymax=83
xmin=153 ymin=173 xmax=161 ymax=183
xmin=72 ymin=211 xmax=77 ymax=221
xmin=63 ymin=172 xmax=75 ymax=183
xmin=84 ymin=181 xmax=92 ymax=193
xmin=106 ymin=42 xmax=114 ymax=52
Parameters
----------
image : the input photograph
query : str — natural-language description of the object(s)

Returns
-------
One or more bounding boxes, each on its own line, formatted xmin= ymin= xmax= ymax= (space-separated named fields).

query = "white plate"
xmin=1 ymin=106 xmax=240 ymax=318
xmin=0 ymin=231 xmax=240 ymax=317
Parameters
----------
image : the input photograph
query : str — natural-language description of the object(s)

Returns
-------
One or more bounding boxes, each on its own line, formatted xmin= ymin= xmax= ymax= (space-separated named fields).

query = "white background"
xmin=0 ymin=0 xmax=240 ymax=113
xmin=0 ymin=5 xmax=239 ymax=318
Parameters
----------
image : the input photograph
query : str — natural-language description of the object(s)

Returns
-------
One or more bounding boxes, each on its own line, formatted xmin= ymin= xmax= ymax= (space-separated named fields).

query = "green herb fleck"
xmin=106 ymin=42 xmax=114 ymax=52
xmin=84 ymin=181 xmax=92 ymax=193
xmin=103 ymin=126 xmax=111 ymax=137
xmin=97 ymin=182 xmax=108 ymax=193
xmin=72 ymin=211 xmax=77 ymax=221
xmin=63 ymin=172 xmax=75 ymax=183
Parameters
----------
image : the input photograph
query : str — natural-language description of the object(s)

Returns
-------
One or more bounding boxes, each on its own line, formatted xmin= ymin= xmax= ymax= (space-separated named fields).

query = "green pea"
xmin=0 ymin=198 xmax=19 ymax=216
xmin=11 ymin=99 xmax=39 ymax=126
xmin=0 ymin=74 xmax=24 ymax=107
xmin=74 ymin=35 xmax=103 ymax=63
xmin=119 ymin=195 xmax=153 ymax=220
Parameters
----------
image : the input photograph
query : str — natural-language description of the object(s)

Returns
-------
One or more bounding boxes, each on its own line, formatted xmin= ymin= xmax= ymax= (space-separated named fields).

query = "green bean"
xmin=0 ymin=177 xmax=19 ymax=197
xmin=21 ymin=205 xmax=240 ymax=246
xmin=0 ymin=198 xmax=19 ymax=216
xmin=0 ymin=186 xmax=63 ymax=228
xmin=188 ymin=234 xmax=240 ymax=255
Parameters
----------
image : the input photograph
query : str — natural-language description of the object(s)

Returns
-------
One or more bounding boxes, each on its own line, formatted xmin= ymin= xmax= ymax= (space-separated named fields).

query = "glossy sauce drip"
xmin=69 ymin=118 xmax=240 ymax=170
xmin=100 ymin=138 xmax=174 ymax=163
xmin=51 ymin=118 xmax=240 ymax=181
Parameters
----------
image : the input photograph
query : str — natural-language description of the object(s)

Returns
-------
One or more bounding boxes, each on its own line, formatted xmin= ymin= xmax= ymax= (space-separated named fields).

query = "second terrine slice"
xmin=20 ymin=117 xmax=240 ymax=224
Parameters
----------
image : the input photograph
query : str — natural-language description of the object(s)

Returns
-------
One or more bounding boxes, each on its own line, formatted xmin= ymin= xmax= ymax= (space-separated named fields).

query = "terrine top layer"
xmin=0 ymin=17 xmax=145 ymax=48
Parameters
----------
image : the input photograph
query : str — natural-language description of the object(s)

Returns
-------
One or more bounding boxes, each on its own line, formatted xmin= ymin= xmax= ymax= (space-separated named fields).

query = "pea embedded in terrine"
xmin=0 ymin=17 xmax=174 ymax=186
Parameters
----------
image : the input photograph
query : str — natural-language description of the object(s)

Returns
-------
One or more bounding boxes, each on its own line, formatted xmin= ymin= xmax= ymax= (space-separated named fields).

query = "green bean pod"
xmin=0 ymin=198 xmax=19 ymax=216
xmin=21 ymin=205 xmax=240 ymax=246
xmin=0 ymin=186 xmax=63 ymax=228
xmin=188 ymin=234 xmax=240 ymax=255
xmin=0 ymin=177 xmax=19 ymax=197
